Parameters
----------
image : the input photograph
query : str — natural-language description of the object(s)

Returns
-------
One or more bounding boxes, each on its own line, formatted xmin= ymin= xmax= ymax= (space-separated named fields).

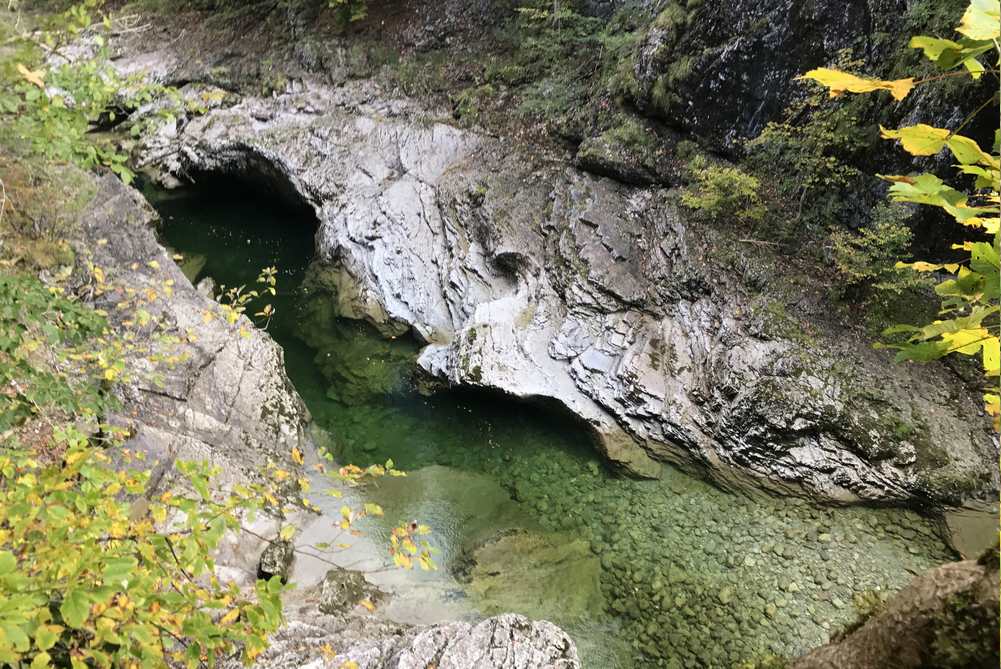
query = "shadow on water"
xmin=150 ymin=178 xmax=957 ymax=669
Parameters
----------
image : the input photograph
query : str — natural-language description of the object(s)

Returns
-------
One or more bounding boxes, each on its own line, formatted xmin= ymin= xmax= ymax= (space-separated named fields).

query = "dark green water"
xmin=151 ymin=181 xmax=955 ymax=669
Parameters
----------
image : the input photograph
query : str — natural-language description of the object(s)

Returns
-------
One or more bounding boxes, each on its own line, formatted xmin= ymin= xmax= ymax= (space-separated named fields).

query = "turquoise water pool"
xmin=151 ymin=179 xmax=955 ymax=668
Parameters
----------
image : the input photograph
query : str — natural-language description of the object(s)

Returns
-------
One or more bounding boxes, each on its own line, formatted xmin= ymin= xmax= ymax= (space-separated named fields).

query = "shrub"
xmin=831 ymin=202 xmax=926 ymax=298
xmin=0 ymin=430 xmax=286 ymax=668
xmin=680 ymin=155 xmax=766 ymax=224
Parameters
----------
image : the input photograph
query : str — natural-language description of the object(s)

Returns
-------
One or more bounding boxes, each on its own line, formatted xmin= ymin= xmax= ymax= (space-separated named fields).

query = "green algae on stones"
xmin=464 ymin=529 xmax=606 ymax=620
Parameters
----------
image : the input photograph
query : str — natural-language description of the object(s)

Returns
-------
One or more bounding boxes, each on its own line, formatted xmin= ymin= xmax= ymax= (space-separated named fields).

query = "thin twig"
xmin=738 ymin=238 xmax=783 ymax=246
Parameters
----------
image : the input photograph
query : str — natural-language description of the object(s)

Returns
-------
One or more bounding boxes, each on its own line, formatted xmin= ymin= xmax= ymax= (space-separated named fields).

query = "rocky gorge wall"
xmin=113 ymin=5 xmax=998 ymax=508
xmin=60 ymin=165 xmax=583 ymax=669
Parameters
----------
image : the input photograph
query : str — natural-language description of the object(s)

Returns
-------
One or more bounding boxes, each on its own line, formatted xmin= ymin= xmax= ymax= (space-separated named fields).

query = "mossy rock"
xmin=318 ymin=568 xmax=382 ymax=614
xmin=465 ymin=529 xmax=606 ymax=620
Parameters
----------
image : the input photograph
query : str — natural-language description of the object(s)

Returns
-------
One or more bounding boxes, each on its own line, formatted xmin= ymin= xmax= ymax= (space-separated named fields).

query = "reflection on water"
xmin=152 ymin=180 xmax=956 ymax=669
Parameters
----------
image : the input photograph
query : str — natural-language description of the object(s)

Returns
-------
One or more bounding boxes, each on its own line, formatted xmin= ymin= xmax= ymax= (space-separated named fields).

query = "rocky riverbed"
xmin=154 ymin=181 xmax=961 ymax=668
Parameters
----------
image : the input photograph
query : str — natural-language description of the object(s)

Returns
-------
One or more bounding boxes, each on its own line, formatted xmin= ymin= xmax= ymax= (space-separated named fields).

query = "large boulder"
xmin=792 ymin=549 xmax=999 ymax=669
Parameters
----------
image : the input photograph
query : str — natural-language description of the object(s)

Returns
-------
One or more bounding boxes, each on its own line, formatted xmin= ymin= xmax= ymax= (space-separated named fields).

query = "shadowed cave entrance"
xmin=146 ymin=173 xmax=956 ymax=669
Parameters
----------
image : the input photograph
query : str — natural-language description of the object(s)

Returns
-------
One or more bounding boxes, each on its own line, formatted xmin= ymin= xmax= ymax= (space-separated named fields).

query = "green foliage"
xmin=211 ymin=265 xmax=279 ymax=329
xmin=504 ymin=2 xmax=641 ymax=134
xmin=735 ymin=655 xmax=790 ymax=669
xmin=831 ymin=202 xmax=927 ymax=298
xmin=328 ymin=0 xmax=367 ymax=25
xmin=0 ymin=429 xmax=286 ymax=668
xmin=746 ymin=52 xmax=874 ymax=237
xmin=801 ymin=0 xmax=1000 ymax=426
xmin=0 ymin=263 xmax=438 ymax=666
xmin=680 ymin=155 xmax=766 ymax=225
xmin=0 ymin=274 xmax=110 ymax=431
xmin=0 ymin=269 xmax=289 ymax=668
xmin=0 ymin=1 xmax=171 ymax=183
xmin=835 ymin=588 xmax=891 ymax=637
xmin=453 ymin=84 xmax=496 ymax=126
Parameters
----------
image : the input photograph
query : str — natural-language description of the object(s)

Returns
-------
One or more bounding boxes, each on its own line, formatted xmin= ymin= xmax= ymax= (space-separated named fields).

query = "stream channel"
xmin=149 ymin=178 xmax=958 ymax=669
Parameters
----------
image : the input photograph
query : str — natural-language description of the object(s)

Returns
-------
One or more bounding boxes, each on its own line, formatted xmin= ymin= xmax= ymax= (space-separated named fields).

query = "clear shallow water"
xmin=151 ymin=181 xmax=956 ymax=669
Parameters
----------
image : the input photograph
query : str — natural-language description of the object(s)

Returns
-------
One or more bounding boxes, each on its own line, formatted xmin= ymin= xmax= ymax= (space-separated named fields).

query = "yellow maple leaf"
xmin=291 ymin=446 xmax=304 ymax=465
xmin=799 ymin=68 xmax=914 ymax=101
xmin=879 ymin=124 xmax=949 ymax=156
xmin=942 ymin=328 xmax=989 ymax=355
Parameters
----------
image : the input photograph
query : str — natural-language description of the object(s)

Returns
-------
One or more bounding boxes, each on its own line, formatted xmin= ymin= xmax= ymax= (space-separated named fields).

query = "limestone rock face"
xmin=74 ymin=172 xmax=313 ymax=582
xmin=131 ymin=78 xmax=996 ymax=505
xmin=223 ymin=612 xmax=580 ymax=669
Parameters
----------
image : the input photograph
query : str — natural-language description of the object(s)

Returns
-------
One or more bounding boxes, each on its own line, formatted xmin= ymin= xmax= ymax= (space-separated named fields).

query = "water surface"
xmin=151 ymin=180 xmax=956 ymax=669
